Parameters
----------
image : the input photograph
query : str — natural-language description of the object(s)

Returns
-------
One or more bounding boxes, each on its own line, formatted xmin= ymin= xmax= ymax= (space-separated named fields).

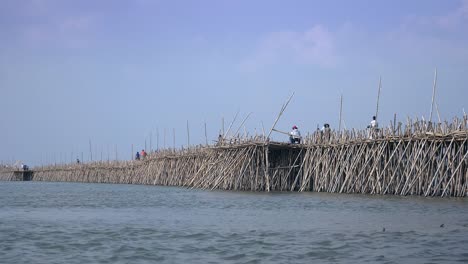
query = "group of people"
xmin=135 ymin=149 xmax=147 ymax=160
xmin=288 ymin=116 xmax=379 ymax=144
xmin=288 ymin=124 xmax=329 ymax=144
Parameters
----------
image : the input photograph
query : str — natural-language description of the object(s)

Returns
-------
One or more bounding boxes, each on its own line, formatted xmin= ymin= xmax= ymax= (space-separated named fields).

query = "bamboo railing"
xmin=1 ymin=117 xmax=467 ymax=197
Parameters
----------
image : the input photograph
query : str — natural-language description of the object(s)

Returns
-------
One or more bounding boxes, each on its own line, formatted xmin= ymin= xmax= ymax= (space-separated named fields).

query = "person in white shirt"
xmin=289 ymin=125 xmax=301 ymax=144
xmin=321 ymin=123 xmax=331 ymax=132
xmin=368 ymin=116 xmax=379 ymax=139
xmin=21 ymin=164 xmax=29 ymax=171
xmin=321 ymin=123 xmax=331 ymax=142
xmin=370 ymin=116 xmax=378 ymax=128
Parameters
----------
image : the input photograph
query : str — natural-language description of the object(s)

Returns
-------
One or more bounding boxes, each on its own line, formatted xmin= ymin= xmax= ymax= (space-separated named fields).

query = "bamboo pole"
xmin=89 ymin=139 xmax=93 ymax=161
xmin=429 ymin=68 xmax=437 ymax=122
xmin=233 ymin=112 xmax=252 ymax=138
xmin=204 ymin=121 xmax=208 ymax=145
xmin=164 ymin=128 xmax=166 ymax=149
xmin=339 ymin=94 xmax=343 ymax=132
xmin=187 ymin=120 xmax=190 ymax=148
xmin=435 ymin=102 xmax=442 ymax=123
xmin=224 ymin=110 xmax=239 ymax=138
xmin=261 ymin=122 xmax=265 ymax=139
xmin=222 ymin=117 xmax=225 ymax=136
xmin=267 ymin=92 xmax=295 ymax=140
xmin=376 ymin=76 xmax=382 ymax=120
xmin=22 ymin=116 xmax=468 ymax=197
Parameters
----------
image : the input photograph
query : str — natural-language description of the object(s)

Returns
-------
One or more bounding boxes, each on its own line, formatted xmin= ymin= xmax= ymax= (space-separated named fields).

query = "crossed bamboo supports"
xmin=1 ymin=117 xmax=467 ymax=197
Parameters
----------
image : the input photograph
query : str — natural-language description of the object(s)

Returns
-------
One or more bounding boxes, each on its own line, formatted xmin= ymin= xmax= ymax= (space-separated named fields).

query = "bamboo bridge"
xmin=1 ymin=118 xmax=467 ymax=197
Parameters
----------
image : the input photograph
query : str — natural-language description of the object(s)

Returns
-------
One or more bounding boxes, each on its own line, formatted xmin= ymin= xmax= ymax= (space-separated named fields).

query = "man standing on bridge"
xmin=368 ymin=116 xmax=379 ymax=139
xmin=289 ymin=125 xmax=302 ymax=144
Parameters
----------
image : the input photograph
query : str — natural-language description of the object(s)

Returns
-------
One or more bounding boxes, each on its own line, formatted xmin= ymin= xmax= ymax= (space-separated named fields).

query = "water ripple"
xmin=1 ymin=181 xmax=468 ymax=264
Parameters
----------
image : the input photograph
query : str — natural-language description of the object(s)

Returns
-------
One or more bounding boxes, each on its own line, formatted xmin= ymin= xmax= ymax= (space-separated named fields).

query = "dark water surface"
xmin=1 ymin=182 xmax=468 ymax=264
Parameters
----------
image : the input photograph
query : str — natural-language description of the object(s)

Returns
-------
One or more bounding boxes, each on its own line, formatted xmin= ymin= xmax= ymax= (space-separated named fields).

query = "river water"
xmin=1 ymin=181 xmax=467 ymax=264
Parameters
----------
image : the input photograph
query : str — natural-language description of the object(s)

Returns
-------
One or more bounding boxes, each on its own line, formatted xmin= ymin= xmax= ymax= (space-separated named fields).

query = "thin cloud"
xmin=333 ymin=2 xmax=468 ymax=68
xmin=240 ymin=25 xmax=338 ymax=72
xmin=22 ymin=14 xmax=97 ymax=49
xmin=385 ymin=1 xmax=468 ymax=62
xmin=436 ymin=0 xmax=468 ymax=29
xmin=2 ymin=1 xmax=99 ymax=49
xmin=403 ymin=0 xmax=468 ymax=31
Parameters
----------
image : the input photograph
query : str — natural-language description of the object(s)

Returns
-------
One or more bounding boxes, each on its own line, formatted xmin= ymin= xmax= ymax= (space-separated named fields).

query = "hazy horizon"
xmin=1 ymin=0 xmax=467 ymax=166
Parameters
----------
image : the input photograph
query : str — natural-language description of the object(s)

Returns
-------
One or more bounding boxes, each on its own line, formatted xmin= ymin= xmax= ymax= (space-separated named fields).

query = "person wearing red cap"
xmin=289 ymin=125 xmax=301 ymax=144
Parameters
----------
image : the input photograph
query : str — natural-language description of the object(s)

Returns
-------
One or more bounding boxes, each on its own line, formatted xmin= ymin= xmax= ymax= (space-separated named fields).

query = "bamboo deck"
xmin=1 ymin=118 xmax=467 ymax=197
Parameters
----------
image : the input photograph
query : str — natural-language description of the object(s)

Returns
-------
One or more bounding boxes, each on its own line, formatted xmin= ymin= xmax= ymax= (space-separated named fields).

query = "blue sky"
xmin=1 ymin=0 xmax=467 ymax=165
